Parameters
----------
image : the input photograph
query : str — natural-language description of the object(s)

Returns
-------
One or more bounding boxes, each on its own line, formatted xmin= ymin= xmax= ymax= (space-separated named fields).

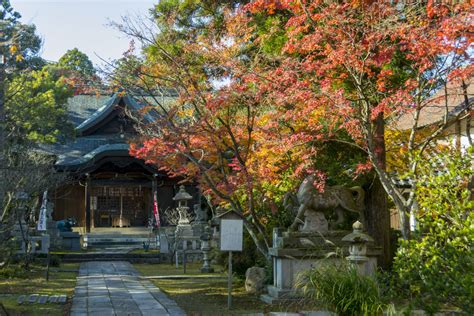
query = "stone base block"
xmin=60 ymin=232 xmax=81 ymax=251
xmin=267 ymin=285 xmax=301 ymax=299
xmin=261 ymin=285 xmax=304 ymax=305
xmin=260 ymin=294 xmax=301 ymax=305
xmin=200 ymin=266 xmax=214 ymax=273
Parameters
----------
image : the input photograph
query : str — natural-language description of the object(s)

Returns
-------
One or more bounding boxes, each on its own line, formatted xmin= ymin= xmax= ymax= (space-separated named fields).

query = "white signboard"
xmin=37 ymin=191 xmax=48 ymax=231
xmin=220 ymin=219 xmax=243 ymax=252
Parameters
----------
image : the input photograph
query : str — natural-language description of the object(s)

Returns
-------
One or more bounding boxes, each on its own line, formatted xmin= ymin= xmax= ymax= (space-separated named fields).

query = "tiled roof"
xmin=394 ymin=80 xmax=473 ymax=130
xmin=59 ymin=143 xmax=130 ymax=167
xmin=47 ymin=134 xmax=125 ymax=165
xmin=44 ymin=92 xmax=177 ymax=168
xmin=66 ymin=92 xmax=177 ymax=128
xmin=67 ymin=94 xmax=112 ymax=126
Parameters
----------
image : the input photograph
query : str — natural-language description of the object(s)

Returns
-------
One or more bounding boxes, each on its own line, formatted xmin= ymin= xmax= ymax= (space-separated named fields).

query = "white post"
xmin=227 ymin=251 xmax=232 ymax=310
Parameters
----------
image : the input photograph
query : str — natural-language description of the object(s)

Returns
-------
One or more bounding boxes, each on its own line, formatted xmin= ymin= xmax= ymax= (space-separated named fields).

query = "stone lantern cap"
xmin=173 ymin=185 xmax=193 ymax=202
xmin=15 ymin=191 xmax=29 ymax=200
xmin=342 ymin=221 xmax=374 ymax=243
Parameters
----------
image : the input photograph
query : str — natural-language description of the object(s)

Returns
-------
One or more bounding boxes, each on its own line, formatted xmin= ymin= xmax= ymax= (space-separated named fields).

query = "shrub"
xmin=393 ymin=150 xmax=474 ymax=313
xmin=0 ymin=266 xmax=27 ymax=278
xmin=49 ymin=255 xmax=61 ymax=267
xmin=296 ymin=262 xmax=389 ymax=315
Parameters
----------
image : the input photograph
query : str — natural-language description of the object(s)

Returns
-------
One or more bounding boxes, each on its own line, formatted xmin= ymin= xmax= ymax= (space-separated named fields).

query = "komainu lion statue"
xmin=285 ymin=175 xmax=365 ymax=232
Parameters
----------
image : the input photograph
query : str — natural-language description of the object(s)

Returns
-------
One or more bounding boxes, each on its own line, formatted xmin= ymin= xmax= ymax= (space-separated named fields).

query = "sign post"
xmin=218 ymin=211 xmax=243 ymax=310
xmin=228 ymin=251 xmax=232 ymax=308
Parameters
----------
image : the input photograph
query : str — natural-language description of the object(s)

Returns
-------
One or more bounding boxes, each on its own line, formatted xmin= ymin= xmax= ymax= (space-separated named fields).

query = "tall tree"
xmin=244 ymin=0 xmax=472 ymax=246
xmin=56 ymin=48 xmax=105 ymax=94
xmin=116 ymin=0 xmax=292 ymax=259
xmin=5 ymin=68 xmax=73 ymax=144
xmin=118 ymin=0 xmax=472 ymax=263
xmin=1 ymin=0 xmax=44 ymax=219
xmin=0 ymin=1 xmax=74 ymax=265
xmin=58 ymin=48 xmax=96 ymax=78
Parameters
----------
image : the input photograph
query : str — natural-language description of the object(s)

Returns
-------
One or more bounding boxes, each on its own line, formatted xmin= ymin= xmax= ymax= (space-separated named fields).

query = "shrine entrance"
xmin=91 ymin=186 xmax=151 ymax=228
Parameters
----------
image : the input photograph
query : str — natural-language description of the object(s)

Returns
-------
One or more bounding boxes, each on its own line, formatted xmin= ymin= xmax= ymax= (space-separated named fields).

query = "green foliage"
xmin=5 ymin=68 xmax=74 ymax=143
xmin=111 ymin=55 xmax=146 ymax=88
xmin=253 ymin=14 xmax=287 ymax=55
xmin=392 ymin=149 xmax=474 ymax=313
xmin=49 ymin=255 xmax=61 ymax=268
xmin=58 ymin=48 xmax=96 ymax=78
xmin=296 ymin=262 xmax=389 ymax=315
xmin=0 ymin=238 xmax=18 ymax=266
xmin=153 ymin=0 xmax=246 ymax=33
xmin=1 ymin=1 xmax=44 ymax=71
xmin=0 ymin=265 xmax=27 ymax=278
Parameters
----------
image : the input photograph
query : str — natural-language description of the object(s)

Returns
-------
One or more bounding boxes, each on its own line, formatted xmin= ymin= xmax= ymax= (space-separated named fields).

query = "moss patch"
xmin=134 ymin=263 xmax=308 ymax=315
xmin=0 ymin=263 xmax=79 ymax=316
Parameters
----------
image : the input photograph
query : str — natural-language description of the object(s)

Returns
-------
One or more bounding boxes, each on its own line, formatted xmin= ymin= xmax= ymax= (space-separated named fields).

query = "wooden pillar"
xmin=85 ymin=174 xmax=91 ymax=233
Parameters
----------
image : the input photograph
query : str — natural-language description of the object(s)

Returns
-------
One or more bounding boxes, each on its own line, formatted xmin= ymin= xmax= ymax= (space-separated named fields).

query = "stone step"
xmin=84 ymin=234 xmax=157 ymax=246
xmin=86 ymin=238 xmax=150 ymax=243
xmin=59 ymin=252 xmax=168 ymax=263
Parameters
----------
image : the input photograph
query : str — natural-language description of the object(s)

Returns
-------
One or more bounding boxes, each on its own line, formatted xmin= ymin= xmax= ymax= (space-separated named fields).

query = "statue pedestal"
xmin=261 ymin=229 xmax=381 ymax=305
xmin=60 ymin=232 xmax=81 ymax=251
xmin=174 ymin=223 xmax=203 ymax=263
xmin=47 ymin=220 xmax=62 ymax=249
xmin=261 ymin=230 xmax=347 ymax=304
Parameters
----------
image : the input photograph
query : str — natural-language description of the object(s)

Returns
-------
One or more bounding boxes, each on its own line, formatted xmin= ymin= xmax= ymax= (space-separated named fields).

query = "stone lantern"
xmin=200 ymin=225 xmax=214 ymax=273
xmin=342 ymin=221 xmax=374 ymax=276
xmin=173 ymin=185 xmax=193 ymax=224
xmin=172 ymin=185 xmax=195 ymax=267
xmin=15 ymin=191 xmax=29 ymax=212
xmin=14 ymin=192 xmax=29 ymax=234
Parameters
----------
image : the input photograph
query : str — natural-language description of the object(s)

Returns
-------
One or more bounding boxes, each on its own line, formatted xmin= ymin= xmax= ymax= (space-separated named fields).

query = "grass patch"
xmin=128 ymin=248 xmax=160 ymax=254
xmin=135 ymin=262 xmax=223 ymax=277
xmin=0 ymin=263 xmax=79 ymax=316
xmin=49 ymin=249 xmax=88 ymax=255
xmin=134 ymin=263 xmax=309 ymax=315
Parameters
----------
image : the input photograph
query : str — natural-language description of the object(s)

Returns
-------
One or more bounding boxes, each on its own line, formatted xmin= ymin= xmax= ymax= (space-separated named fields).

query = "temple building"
xmin=45 ymin=91 xmax=198 ymax=233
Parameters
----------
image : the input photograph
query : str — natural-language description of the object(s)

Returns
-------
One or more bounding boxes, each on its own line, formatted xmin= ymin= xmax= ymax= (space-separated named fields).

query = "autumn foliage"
xmin=125 ymin=0 xmax=472 ymax=255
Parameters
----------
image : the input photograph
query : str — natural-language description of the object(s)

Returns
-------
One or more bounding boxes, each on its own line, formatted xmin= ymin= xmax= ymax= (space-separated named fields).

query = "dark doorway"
xmin=92 ymin=186 xmax=150 ymax=227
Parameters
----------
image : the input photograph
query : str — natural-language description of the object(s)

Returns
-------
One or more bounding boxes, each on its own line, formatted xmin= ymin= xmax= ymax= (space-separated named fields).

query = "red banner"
xmin=153 ymin=193 xmax=161 ymax=228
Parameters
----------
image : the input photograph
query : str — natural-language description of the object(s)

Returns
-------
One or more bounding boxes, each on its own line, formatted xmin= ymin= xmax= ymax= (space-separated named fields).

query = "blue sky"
xmin=12 ymin=0 xmax=157 ymax=66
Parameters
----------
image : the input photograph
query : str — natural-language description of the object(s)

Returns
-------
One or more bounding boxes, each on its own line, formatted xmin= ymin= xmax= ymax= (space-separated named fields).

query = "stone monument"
xmin=192 ymin=202 xmax=208 ymax=237
xmin=261 ymin=178 xmax=380 ymax=304
xmin=173 ymin=186 xmax=202 ymax=263
xmin=56 ymin=217 xmax=81 ymax=251
xmin=44 ymin=201 xmax=62 ymax=250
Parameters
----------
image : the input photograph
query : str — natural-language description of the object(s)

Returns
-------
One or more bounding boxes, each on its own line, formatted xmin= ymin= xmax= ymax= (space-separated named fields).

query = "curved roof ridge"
xmin=76 ymin=93 xmax=120 ymax=133
xmin=58 ymin=143 xmax=130 ymax=167
xmin=75 ymin=92 xmax=161 ymax=135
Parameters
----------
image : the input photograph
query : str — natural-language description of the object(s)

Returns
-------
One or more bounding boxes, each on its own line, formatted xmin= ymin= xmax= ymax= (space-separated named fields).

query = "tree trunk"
xmin=0 ymin=61 xmax=5 ymax=215
xmin=364 ymin=177 xmax=391 ymax=269
xmin=243 ymin=219 xmax=270 ymax=261
xmin=364 ymin=113 xmax=391 ymax=269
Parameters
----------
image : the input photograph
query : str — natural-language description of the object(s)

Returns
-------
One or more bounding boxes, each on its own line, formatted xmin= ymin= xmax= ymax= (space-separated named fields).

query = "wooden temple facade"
xmin=47 ymin=92 xmax=197 ymax=232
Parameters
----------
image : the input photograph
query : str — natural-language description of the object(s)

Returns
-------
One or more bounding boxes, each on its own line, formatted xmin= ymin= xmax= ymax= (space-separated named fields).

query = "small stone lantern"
xmin=200 ymin=225 xmax=214 ymax=273
xmin=15 ymin=191 xmax=29 ymax=212
xmin=173 ymin=185 xmax=193 ymax=224
xmin=342 ymin=221 xmax=374 ymax=275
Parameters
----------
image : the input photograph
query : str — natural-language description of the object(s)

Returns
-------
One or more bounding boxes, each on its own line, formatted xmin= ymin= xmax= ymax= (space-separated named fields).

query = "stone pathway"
xmin=70 ymin=261 xmax=186 ymax=316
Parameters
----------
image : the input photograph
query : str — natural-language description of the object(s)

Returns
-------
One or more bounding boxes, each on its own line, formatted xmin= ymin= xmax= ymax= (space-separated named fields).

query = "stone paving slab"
xmin=71 ymin=261 xmax=185 ymax=316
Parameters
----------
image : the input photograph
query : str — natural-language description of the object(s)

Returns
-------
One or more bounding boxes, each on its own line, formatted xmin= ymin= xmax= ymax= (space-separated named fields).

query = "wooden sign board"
xmin=220 ymin=219 xmax=243 ymax=252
